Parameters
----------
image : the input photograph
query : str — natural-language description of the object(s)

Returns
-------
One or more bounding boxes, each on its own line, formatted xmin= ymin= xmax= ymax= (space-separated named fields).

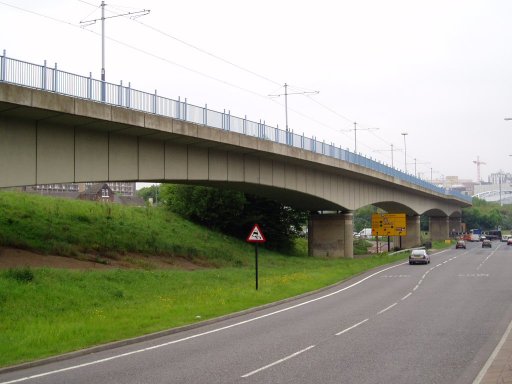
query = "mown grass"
xmin=0 ymin=191 xmax=407 ymax=367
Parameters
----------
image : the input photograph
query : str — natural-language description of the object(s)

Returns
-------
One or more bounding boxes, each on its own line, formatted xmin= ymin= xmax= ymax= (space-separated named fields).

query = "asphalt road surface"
xmin=2 ymin=241 xmax=512 ymax=384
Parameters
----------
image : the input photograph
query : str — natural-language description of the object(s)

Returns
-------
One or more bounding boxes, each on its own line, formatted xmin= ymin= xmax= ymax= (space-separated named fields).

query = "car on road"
xmin=482 ymin=239 xmax=492 ymax=248
xmin=508 ymin=238 xmax=512 ymax=246
xmin=409 ymin=249 xmax=430 ymax=265
xmin=455 ymin=240 xmax=466 ymax=249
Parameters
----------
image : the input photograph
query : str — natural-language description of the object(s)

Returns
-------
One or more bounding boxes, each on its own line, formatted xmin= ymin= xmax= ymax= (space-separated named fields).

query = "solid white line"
xmin=401 ymin=292 xmax=412 ymax=301
xmin=377 ymin=302 xmax=397 ymax=315
xmin=241 ymin=345 xmax=316 ymax=378
xmin=0 ymin=262 xmax=409 ymax=384
xmin=335 ymin=318 xmax=369 ymax=336
xmin=472 ymin=318 xmax=512 ymax=384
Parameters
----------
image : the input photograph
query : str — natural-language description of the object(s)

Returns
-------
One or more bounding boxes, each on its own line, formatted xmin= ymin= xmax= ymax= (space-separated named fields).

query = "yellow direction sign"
xmin=371 ymin=213 xmax=407 ymax=236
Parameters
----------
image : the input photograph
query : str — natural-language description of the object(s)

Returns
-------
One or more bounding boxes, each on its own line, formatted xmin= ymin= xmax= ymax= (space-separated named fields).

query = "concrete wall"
xmin=308 ymin=212 xmax=353 ymax=258
xmin=392 ymin=215 xmax=421 ymax=249
xmin=430 ymin=216 xmax=450 ymax=241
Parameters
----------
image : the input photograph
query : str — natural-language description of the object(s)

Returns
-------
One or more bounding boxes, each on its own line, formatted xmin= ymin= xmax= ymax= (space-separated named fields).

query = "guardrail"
xmin=0 ymin=51 xmax=471 ymax=203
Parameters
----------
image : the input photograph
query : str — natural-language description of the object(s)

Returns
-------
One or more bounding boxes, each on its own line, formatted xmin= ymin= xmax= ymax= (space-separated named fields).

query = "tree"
xmin=160 ymin=184 xmax=246 ymax=230
xmin=137 ymin=185 xmax=160 ymax=204
xmin=161 ymin=184 xmax=307 ymax=253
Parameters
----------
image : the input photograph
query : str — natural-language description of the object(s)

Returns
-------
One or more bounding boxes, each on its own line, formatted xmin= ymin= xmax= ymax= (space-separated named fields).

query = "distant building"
xmin=78 ymin=183 xmax=115 ymax=203
xmin=84 ymin=182 xmax=136 ymax=197
xmin=431 ymin=176 xmax=476 ymax=196
xmin=23 ymin=181 xmax=144 ymax=206
xmin=27 ymin=182 xmax=136 ymax=196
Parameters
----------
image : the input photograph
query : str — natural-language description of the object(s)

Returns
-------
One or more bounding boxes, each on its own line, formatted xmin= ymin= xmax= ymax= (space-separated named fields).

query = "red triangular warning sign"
xmin=246 ymin=224 xmax=266 ymax=243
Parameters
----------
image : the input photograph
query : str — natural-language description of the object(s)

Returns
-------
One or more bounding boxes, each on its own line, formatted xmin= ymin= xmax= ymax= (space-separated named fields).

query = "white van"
xmin=358 ymin=228 xmax=372 ymax=238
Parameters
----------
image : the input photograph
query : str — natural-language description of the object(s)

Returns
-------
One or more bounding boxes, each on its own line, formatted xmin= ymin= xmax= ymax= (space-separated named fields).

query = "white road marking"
xmin=0 ymin=262 xmax=409 ymax=384
xmin=473 ymin=318 xmax=512 ymax=384
xmin=401 ymin=292 xmax=412 ymax=301
xmin=335 ymin=318 xmax=369 ymax=336
xmin=241 ymin=345 xmax=316 ymax=378
xmin=377 ymin=302 xmax=397 ymax=315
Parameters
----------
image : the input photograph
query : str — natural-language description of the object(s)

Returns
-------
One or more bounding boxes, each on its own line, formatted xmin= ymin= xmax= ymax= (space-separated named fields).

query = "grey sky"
xmin=1 ymin=0 xmax=511 ymax=183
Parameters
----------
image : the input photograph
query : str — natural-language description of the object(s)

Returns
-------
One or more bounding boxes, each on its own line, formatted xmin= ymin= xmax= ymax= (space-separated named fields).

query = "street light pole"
xmin=401 ymin=132 xmax=408 ymax=173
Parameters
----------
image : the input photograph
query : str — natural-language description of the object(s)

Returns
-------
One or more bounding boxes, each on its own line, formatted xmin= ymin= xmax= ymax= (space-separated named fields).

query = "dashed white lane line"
xmin=377 ymin=302 xmax=398 ymax=315
xmin=401 ymin=292 xmax=412 ymax=301
xmin=0 ymin=262 xmax=409 ymax=384
xmin=335 ymin=318 xmax=370 ymax=336
xmin=241 ymin=345 xmax=316 ymax=378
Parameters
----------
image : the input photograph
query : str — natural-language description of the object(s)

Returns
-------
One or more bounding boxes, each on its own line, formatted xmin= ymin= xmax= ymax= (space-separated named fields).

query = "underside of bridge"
xmin=0 ymin=83 xmax=471 ymax=258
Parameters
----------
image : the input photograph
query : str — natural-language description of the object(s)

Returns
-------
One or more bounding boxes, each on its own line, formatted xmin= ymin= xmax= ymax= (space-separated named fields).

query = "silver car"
xmin=409 ymin=249 xmax=430 ymax=265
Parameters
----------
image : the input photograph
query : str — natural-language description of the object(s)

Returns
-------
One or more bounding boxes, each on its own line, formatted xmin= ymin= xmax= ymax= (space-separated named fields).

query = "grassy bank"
xmin=0 ymin=191 xmax=407 ymax=367
xmin=0 ymin=191 xmax=270 ymax=267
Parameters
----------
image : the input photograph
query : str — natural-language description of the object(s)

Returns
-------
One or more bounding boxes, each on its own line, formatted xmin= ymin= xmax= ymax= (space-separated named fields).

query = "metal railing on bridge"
xmin=0 ymin=51 xmax=471 ymax=203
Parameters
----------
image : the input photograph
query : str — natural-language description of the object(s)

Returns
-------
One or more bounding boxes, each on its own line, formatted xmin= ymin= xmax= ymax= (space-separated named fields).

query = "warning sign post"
xmin=246 ymin=224 xmax=266 ymax=290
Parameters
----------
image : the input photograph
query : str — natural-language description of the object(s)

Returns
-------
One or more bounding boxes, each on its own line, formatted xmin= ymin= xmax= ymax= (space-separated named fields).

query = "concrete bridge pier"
xmin=430 ymin=216 xmax=450 ymax=241
xmin=449 ymin=217 xmax=462 ymax=235
xmin=308 ymin=211 xmax=354 ymax=258
xmin=393 ymin=214 xmax=421 ymax=249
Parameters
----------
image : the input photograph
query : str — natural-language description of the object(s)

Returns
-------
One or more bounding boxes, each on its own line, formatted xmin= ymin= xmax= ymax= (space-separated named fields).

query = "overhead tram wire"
xmin=2 ymin=1 xmax=402 ymax=164
xmin=77 ymin=0 xmax=394 ymax=156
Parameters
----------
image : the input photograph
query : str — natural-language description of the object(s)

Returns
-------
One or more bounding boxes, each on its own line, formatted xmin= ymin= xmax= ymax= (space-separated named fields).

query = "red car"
xmin=508 ymin=238 xmax=512 ymax=246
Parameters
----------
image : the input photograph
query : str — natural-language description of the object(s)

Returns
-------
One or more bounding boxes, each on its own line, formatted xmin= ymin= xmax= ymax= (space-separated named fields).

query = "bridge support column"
xmin=393 ymin=214 xmax=421 ymax=249
xmin=449 ymin=217 xmax=462 ymax=237
xmin=308 ymin=211 xmax=353 ymax=258
xmin=430 ymin=216 xmax=449 ymax=241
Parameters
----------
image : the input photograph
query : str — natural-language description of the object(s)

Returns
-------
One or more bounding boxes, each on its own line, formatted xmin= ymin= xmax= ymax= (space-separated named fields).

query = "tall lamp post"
xmin=401 ymin=132 xmax=408 ymax=173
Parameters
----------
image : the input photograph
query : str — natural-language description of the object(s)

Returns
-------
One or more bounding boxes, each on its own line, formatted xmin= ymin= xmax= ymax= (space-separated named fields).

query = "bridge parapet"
xmin=0 ymin=52 xmax=471 ymax=205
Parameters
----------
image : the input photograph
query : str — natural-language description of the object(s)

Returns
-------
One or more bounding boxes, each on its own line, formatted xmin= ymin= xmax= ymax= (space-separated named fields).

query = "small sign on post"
xmin=246 ymin=224 xmax=266 ymax=290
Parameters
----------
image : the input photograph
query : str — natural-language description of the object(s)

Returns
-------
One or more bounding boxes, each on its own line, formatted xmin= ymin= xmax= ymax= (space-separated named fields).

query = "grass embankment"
xmin=0 ymin=192 xmax=406 ymax=367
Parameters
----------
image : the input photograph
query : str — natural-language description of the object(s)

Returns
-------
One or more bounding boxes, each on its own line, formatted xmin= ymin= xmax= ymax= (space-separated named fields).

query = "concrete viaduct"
xmin=0 ymin=82 xmax=471 ymax=257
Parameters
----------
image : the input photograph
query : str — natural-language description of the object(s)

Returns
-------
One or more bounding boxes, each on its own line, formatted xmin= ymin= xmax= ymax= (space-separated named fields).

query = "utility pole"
xmin=373 ymin=143 xmax=401 ymax=168
xmin=344 ymin=122 xmax=379 ymax=154
xmin=412 ymin=158 xmax=429 ymax=178
xmin=401 ymin=132 xmax=408 ymax=173
xmin=269 ymin=84 xmax=318 ymax=143
xmin=81 ymin=1 xmax=149 ymax=101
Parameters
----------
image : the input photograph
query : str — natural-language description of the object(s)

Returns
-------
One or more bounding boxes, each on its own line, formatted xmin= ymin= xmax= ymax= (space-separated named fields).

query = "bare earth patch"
xmin=0 ymin=247 xmax=205 ymax=270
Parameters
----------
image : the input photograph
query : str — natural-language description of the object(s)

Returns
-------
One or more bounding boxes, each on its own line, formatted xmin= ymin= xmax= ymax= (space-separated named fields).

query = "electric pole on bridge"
xmin=269 ymin=84 xmax=318 ymax=144
xmin=343 ymin=122 xmax=379 ymax=154
xmin=80 ymin=1 xmax=150 ymax=101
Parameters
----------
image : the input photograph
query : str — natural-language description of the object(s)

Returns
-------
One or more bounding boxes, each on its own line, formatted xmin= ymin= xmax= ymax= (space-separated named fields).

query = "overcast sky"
xmin=1 ymin=0 xmax=511 ymax=184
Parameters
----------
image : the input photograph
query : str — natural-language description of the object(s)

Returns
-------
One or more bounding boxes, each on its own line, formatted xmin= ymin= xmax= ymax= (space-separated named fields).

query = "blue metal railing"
xmin=0 ymin=51 xmax=471 ymax=203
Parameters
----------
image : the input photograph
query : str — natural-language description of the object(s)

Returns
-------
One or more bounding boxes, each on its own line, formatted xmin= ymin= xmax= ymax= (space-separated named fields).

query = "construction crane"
xmin=473 ymin=156 xmax=486 ymax=183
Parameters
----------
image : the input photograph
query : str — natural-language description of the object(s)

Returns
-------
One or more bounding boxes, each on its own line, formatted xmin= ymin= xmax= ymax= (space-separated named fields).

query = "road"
xmin=1 ymin=241 xmax=512 ymax=384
